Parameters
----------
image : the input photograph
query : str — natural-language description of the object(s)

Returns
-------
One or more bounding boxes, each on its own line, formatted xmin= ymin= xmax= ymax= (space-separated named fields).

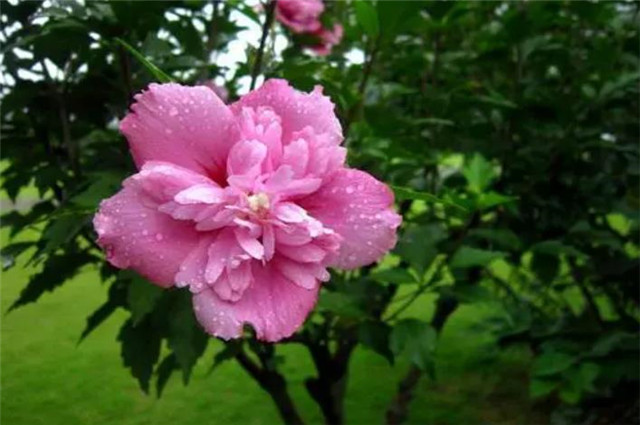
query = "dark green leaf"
xmin=533 ymin=351 xmax=576 ymax=377
xmin=118 ymin=318 xmax=162 ymax=393
xmin=354 ymin=1 xmax=379 ymax=37
xmin=126 ymin=274 xmax=163 ymax=325
xmin=9 ymin=251 xmax=95 ymax=312
xmin=390 ymin=319 xmax=437 ymax=373
xmin=449 ymin=246 xmax=506 ymax=269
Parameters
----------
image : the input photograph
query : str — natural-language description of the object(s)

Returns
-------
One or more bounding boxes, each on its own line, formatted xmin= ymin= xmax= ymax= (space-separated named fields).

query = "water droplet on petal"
xmin=155 ymin=233 xmax=164 ymax=241
xmin=169 ymin=107 xmax=178 ymax=117
xmin=346 ymin=186 xmax=354 ymax=194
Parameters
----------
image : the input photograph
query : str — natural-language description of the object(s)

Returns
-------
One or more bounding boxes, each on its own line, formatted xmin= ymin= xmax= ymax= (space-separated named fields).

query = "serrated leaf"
xmin=9 ymin=251 xmax=94 ymax=312
xmin=390 ymin=319 xmax=436 ymax=373
xmin=118 ymin=318 xmax=162 ymax=393
xmin=449 ymin=246 xmax=506 ymax=269
xmin=126 ymin=274 xmax=163 ymax=325
xmin=476 ymin=191 xmax=517 ymax=210
xmin=155 ymin=354 xmax=178 ymax=398
xmin=166 ymin=291 xmax=208 ymax=384
xmin=79 ymin=281 xmax=127 ymax=342
xmin=462 ymin=154 xmax=495 ymax=193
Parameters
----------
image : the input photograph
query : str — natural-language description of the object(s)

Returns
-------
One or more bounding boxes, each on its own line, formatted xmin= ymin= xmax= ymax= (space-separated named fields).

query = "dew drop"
xmin=346 ymin=186 xmax=354 ymax=194
xmin=155 ymin=233 xmax=164 ymax=241
xmin=169 ymin=107 xmax=178 ymax=117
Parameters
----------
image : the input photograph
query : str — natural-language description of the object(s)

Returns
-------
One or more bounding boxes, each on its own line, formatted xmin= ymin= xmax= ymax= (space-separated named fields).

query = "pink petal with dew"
xmin=299 ymin=168 xmax=402 ymax=269
xmin=231 ymin=79 xmax=343 ymax=147
xmin=93 ymin=163 xmax=210 ymax=286
xmin=120 ymin=83 xmax=238 ymax=183
xmin=193 ymin=263 xmax=319 ymax=342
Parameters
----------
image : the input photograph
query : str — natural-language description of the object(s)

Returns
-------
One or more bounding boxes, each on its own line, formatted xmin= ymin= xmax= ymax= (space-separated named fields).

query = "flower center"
xmin=247 ymin=192 xmax=270 ymax=213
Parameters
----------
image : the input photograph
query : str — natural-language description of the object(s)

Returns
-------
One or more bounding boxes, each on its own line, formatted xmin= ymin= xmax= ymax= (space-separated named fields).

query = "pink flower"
xmin=309 ymin=24 xmax=343 ymax=56
xmin=94 ymin=80 xmax=401 ymax=342
xmin=275 ymin=0 xmax=324 ymax=34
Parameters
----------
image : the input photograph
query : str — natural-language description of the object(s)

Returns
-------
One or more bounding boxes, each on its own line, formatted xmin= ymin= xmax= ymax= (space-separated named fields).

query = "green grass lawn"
xmin=1 ymin=226 xmax=548 ymax=425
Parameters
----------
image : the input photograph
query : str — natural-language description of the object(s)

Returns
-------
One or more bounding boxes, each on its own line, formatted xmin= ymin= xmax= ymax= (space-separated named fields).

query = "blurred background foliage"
xmin=1 ymin=1 xmax=638 ymax=424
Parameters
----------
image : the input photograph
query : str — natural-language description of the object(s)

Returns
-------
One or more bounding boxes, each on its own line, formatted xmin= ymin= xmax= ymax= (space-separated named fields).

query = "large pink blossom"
xmin=275 ymin=0 xmax=324 ymax=34
xmin=94 ymin=79 xmax=401 ymax=342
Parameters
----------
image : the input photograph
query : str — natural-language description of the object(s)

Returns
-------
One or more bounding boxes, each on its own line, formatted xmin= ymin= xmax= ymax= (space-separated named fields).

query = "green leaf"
xmin=476 ymin=191 xmax=517 ymax=210
xmin=531 ymin=240 xmax=586 ymax=259
xmin=370 ymin=268 xmax=417 ymax=285
xmin=126 ymin=273 xmax=163 ymax=325
xmin=9 ymin=251 xmax=95 ymax=312
xmin=1 ymin=241 xmax=33 ymax=270
xmin=396 ymin=224 xmax=446 ymax=273
xmin=531 ymin=252 xmax=560 ymax=283
xmin=449 ymin=246 xmax=506 ymax=269
xmin=358 ymin=321 xmax=393 ymax=364
xmin=391 ymin=185 xmax=467 ymax=211
xmin=209 ymin=340 xmax=243 ymax=374
xmin=36 ymin=213 xmax=90 ymax=259
xmin=390 ymin=319 xmax=437 ymax=373
xmin=317 ymin=291 xmax=367 ymax=319
xmin=533 ymin=351 xmax=576 ymax=377
xmin=115 ymin=38 xmax=174 ymax=83
xmin=79 ymin=281 xmax=127 ymax=342
xmin=468 ymin=228 xmax=522 ymax=251
xmin=118 ymin=318 xmax=162 ymax=393
xmin=462 ymin=154 xmax=495 ymax=193
xmin=166 ymin=291 xmax=208 ymax=384
xmin=530 ymin=378 xmax=559 ymax=399
xmin=155 ymin=353 xmax=178 ymax=398
xmin=354 ymin=1 xmax=379 ymax=37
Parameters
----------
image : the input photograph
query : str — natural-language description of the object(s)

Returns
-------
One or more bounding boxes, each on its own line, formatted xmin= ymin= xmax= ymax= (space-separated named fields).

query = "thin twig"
xmin=250 ymin=0 xmax=276 ymax=90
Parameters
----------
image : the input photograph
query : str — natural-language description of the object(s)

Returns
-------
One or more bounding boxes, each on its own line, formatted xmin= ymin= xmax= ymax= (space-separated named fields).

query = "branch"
xmin=199 ymin=0 xmax=221 ymax=81
xmin=344 ymin=35 xmax=381 ymax=138
xmin=250 ymin=0 xmax=276 ymax=90
xmin=235 ymin=349 xmax=305 ymax=425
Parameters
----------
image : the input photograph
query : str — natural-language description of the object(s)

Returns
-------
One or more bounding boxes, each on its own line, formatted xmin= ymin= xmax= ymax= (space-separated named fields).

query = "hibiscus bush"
xmin=2 ymin=1 xmax=639 ymax=424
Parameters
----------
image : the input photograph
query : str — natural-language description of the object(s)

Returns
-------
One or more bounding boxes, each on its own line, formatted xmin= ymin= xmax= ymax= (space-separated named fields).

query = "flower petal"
xmin=120 ymin=83 xmax=238 ymax=183
xmin=299 ymin=169 xmax=402 ymax=269
xmin=230 ymin=79 xmax=342 ymax=147
xmin=93 ymin=164 xmax=206 ymax=286
xmin=192 ymin=263 xmax=318 ymax=342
